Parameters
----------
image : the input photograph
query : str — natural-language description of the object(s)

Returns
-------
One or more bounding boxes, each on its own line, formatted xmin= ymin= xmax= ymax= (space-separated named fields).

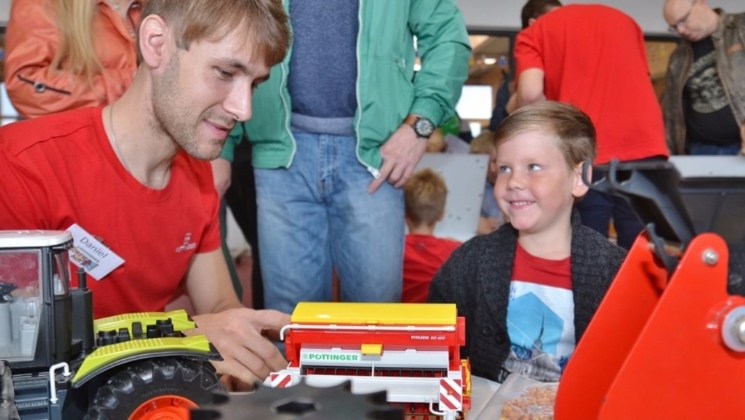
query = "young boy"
xmin=402 ymin=168 xmax=461 ymax=303
xmin=428 ymin=101 xmax=626 ymax=383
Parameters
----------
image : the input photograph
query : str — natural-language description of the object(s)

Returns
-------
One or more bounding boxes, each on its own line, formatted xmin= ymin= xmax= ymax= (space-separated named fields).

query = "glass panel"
xmin=53 ymin=249 xmax=71 ymax=296
xmin=0 ymin=249 xmax=43 ymax=361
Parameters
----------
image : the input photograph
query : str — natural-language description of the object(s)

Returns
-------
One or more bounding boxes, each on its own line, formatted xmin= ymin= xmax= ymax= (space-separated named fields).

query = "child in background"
xmin=428 ymin=101 xmax=626 ymax=383
xmin=470 ymin=130 xmax=504 ymax=234
xmin=402 ymin=168 xmax=461 ymax=303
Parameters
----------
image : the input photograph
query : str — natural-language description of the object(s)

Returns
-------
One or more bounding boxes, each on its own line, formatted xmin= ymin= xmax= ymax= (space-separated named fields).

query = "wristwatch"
xmin=403 ymin=114 xmax=435 ymax=139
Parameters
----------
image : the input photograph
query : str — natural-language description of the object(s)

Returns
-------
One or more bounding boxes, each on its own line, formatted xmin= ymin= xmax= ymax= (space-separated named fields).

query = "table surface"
xmin=469 ymin=375 xmax=503 ymax=418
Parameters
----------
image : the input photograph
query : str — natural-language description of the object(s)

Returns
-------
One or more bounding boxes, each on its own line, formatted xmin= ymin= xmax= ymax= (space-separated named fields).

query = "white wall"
xmin=0 ymin=0 xmax=8 ymax=26
xmin=457 ymin=0 xmax=743 ymax=35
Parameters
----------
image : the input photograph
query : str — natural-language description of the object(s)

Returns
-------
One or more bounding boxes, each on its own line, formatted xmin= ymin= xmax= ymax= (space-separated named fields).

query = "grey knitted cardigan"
xmin=428 ymin=213 xmax=627 ymax=382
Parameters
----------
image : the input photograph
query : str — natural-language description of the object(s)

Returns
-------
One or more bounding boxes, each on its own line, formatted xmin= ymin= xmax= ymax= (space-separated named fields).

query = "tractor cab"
xmin=0 ymin=230 xmax=73 ymax=369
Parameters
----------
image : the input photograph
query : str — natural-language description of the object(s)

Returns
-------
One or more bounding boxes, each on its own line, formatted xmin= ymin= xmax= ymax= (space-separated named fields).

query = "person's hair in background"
xmin=49 ymin=0 xmax=101 ymax=84
xmin=469 ymin=130 xmax=494 ymax=155
xmin=138 ymin=0 xmax=290 ymax=68
xmin=404 ymin=168 xmax=448 ymax=229
xmin=426 ymin=128 xmax=447 ymax=153
xmin=521 ymin=0 xmax=563 ymax=28
xmin=493 ymin=101 xmax=596 ymax=171
xmin=4 ymin=0 xmax=143 ymax=117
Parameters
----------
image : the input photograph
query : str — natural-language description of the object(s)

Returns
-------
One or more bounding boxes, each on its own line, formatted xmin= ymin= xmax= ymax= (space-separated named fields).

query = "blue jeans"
xmin=254 ymin=132 xmax=404 ymax=315
xmin=687 ymin=142 xmax=741 ymax=156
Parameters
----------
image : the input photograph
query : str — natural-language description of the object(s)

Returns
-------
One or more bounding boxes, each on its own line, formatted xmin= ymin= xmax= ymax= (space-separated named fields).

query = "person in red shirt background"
xmin=402 ymin=168 xmax=461 ymax=303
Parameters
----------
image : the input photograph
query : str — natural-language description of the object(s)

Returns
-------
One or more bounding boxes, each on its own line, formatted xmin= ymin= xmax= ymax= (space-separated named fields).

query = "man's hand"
xmin=368 ymin=124 xmax=427 ymax=193
xmin=189 ymin=308 xmax=290 ymax=390
xmin=210 ymin=158 xmax=232 ymax=201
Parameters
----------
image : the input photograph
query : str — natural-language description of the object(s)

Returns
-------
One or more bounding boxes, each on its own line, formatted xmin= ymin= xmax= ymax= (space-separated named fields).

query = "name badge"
xmin=66 ymin=223 xmax=124 ymax=280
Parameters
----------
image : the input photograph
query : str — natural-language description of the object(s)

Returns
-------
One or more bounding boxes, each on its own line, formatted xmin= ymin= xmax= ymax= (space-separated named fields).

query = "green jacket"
xmin=221 ymin=0 xmax=470 ymax=175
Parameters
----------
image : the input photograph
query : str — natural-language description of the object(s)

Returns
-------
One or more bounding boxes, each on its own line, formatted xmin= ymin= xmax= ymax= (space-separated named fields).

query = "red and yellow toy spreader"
xmin=266 ymin=302 xmax=471 ymax=420
xmin=555 ymin=159 xmax=745 ymax=419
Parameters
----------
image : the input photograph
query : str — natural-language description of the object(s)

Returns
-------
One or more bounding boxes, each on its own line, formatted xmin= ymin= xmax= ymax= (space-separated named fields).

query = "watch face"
xmin=414 ymin=118 xmax=434 ymax=137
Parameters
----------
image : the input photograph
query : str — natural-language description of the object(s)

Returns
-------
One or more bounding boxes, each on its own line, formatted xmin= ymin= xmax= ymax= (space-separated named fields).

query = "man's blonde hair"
xmin=139 ymin=0 xmax=290 ymax=67
xmin=404 ymin=168 xmax=448 ymax=227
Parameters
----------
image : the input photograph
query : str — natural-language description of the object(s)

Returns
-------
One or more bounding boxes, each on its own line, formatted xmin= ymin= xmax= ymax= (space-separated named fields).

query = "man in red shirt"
xmin=0 ymin=0 xmax=290 ymax=390
xmin=513 ymin=1 xmax=669 ymax=249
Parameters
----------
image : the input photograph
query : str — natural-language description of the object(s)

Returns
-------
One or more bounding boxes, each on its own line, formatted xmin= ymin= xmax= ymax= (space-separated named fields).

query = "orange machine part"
xmin=555 ymin=232 xmax=745 ymax=419
xmin=128 ymin=395 xmax=197 ymax=420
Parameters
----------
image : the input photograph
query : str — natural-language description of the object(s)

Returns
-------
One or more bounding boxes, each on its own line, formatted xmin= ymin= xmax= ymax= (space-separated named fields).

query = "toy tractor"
xmin=0 ymin=230 xmax=222 ymax=419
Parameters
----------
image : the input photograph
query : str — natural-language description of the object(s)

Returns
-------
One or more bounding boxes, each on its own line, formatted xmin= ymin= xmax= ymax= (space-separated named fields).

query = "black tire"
xmin=88 ymin=358 xmax=222 ymax=420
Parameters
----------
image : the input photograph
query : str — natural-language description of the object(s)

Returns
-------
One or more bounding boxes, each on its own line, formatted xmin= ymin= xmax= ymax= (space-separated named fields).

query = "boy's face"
xmin=151 ymin=25 xmax=270 ymax=161
xmin=494 ymin=130 xmax=588 ymax=237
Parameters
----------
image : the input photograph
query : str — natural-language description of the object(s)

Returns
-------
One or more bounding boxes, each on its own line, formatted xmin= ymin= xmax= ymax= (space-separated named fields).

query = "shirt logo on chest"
xmin=175 ymin=232 xmax=197 ymax=253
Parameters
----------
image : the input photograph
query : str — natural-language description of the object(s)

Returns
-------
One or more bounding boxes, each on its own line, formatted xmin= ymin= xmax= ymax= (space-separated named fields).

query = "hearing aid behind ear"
xmin=581 ymin=160 xmax=593 ymax=187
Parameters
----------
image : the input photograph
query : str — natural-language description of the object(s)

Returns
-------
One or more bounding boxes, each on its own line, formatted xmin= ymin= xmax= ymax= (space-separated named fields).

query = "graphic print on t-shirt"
xmin=684 ymin=37 xmax=740 ymax=146
xmin=502 ymin=244 xmax=574 ymax=382
xmin=687 ymin=50 xmax=728 ymax=114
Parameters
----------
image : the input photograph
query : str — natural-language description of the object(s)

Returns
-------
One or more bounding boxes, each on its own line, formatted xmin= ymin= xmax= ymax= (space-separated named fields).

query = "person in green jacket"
xmin=219 ymin=0 xmax=470 ymax=315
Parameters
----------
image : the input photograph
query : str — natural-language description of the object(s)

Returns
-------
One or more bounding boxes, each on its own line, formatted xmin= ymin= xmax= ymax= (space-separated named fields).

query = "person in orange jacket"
xmin=4 ymin=0 xmax=141 ymax=119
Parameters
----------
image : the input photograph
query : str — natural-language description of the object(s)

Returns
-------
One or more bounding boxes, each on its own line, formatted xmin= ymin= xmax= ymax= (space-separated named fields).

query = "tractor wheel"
xmin=88 ymin=358 xmax=222 ymax=420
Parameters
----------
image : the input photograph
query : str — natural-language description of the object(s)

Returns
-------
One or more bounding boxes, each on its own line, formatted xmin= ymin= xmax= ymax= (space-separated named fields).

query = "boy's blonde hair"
xmin=493 ymin=101 xmax=596 ymax=169
xmin=404 ymin=168 xmax=448 ymax=227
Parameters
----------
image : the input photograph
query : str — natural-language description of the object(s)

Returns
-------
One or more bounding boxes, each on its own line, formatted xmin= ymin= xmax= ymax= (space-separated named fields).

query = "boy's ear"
xmin=572 ymin=161 xmax=592 ymax=199
xmin=437 ymin=209 xmax=446 ymax=222
xmin=139 ymin=15 xmax=169 ymax=69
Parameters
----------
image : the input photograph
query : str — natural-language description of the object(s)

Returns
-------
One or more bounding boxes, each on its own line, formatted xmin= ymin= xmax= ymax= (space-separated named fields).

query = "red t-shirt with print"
xmin=0 ymin=107 xmax=220 ymax=318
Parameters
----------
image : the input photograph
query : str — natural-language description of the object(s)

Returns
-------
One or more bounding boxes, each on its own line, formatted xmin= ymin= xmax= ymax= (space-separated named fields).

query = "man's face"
xmin=664 ymin=0 xmax=705 ymax=41
xmin=151 ymin=27 xmax=270 ymax=161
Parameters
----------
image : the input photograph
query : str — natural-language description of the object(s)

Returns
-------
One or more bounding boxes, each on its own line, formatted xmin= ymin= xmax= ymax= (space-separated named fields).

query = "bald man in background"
xmin=662 ymin=0 xmax=745 ymax=156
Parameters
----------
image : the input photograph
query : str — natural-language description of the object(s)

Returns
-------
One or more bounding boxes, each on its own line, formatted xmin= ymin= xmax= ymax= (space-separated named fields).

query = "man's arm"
xmin=368 ymin=0 xmax=471 ymax=193
xmin=186 ymin=249 xmax=289 ymax=388
xmin=185 ymin=249 xmax=240 ymax=313
xmin=513 ymin=26 xmax=548 ymax=111
xmin=516 ymin=68 xmax=546 ymax=109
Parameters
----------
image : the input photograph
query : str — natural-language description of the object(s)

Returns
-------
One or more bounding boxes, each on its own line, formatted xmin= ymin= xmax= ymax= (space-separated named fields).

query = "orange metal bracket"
xmin=555 ymin=232 xmax=745 ymax=419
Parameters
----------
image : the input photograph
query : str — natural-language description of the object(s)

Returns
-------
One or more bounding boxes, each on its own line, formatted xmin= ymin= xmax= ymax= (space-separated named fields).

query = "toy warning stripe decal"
xmin=439 ymin=378 xmax=462 ymax=410
xmin=270 ymin=373 xmax=292 ymax=388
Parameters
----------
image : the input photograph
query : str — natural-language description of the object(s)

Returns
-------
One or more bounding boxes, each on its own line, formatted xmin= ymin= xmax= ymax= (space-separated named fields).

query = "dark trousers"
xmin=576 ymin=157 xmax=666 ymax=250
xmin=224 ymin=139 xmax=264 ymax=309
